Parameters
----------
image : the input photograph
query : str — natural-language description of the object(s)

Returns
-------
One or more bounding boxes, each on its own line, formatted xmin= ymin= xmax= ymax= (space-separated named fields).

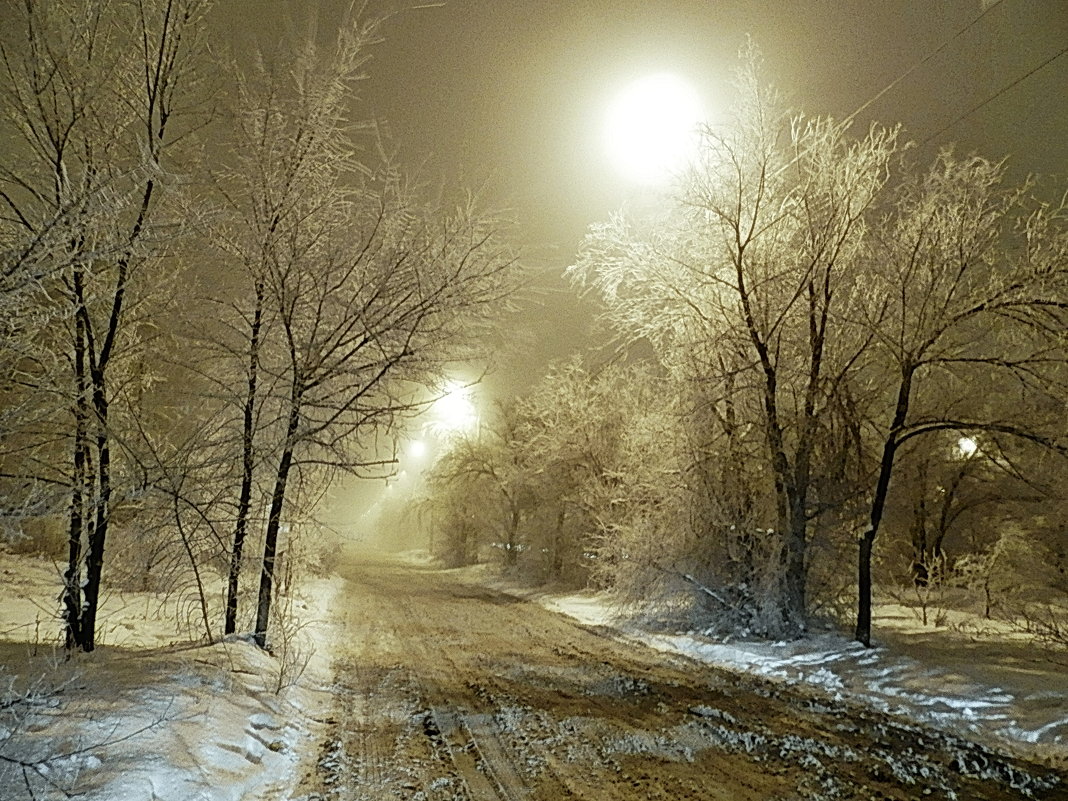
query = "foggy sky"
xmin=221 ymin=1 xmax=1066 ymax=245
xmin=208 ymin=0 xmax=1068 ymax=537
xmin=218 ymin=0 xmax=1068 ymax=395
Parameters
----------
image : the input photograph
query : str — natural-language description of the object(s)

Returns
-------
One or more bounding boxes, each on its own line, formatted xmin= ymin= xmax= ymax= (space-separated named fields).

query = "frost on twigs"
xmin=263 ymin=594 xmax=316 ymax=696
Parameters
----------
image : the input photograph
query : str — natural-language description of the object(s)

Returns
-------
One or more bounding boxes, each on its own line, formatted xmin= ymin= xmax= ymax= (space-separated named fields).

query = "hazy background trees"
xmin=416 ymin=49 xmax=1067 ymax=650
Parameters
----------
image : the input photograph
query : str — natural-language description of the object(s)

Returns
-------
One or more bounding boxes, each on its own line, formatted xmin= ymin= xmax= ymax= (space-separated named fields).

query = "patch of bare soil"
xmin=295 ymin=556 xmax=1068 ymax=801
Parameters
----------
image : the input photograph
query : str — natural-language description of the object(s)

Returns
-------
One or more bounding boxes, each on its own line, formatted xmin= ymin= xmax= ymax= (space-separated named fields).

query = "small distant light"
xmin=956 ymin=436 xmax=978 ymax=458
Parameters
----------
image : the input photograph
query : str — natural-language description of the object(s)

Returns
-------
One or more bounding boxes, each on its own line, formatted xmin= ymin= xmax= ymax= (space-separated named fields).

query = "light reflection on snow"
xmin=539 ymin=591 xmax=1068 ymax=761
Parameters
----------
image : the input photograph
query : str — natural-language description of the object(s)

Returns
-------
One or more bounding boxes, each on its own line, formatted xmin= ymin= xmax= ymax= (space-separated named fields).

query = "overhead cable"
xmin=919 ymin=43 xmax=1068 ymax=145
xmin=843 ymin=0 xmax=1007 ymax=127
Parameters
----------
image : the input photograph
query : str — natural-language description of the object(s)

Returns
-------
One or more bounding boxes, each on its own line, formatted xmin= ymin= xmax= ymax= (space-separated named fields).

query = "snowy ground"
xmin=2 ymin=547 xmax=1066 ymax=799
xmin=0 ymin=551 xmax=343 ymax=800
xmin=492 ymin=582 xmax=1068 ymax=770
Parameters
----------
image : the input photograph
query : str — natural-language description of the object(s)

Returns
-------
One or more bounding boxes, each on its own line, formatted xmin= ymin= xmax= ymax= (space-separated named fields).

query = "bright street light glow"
xmin=957 ymin=436 xmax=979 ymax=458
xmin=605 ymin=73 xmax=703 ymax=185
xmin=433 ymin=381 xmax=478 ymax=433
xmin=409 ymin=439 xmax=427 ymax=460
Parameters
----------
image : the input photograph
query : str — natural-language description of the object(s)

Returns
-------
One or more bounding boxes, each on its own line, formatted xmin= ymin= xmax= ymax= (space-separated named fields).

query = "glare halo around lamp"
xmin=604 ymin=72 xmax=704 ymax=186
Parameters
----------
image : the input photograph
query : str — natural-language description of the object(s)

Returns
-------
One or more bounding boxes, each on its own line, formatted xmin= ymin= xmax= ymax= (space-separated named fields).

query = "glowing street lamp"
xmin=431 ymin=381 xmax=478 ymax=435
xmin=956 ymin=436 xmax=979 ymax=459
xmin=604 ymin=72 xmax=704 ymax=186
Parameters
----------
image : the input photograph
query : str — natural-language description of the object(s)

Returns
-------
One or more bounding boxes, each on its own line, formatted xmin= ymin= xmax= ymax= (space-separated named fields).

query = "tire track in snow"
xmin=296 ymin=555 xmax=1066 ymax=801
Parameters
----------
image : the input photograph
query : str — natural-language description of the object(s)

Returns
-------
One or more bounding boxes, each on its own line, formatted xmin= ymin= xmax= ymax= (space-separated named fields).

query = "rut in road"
xmin=296 ymin=556 xmax=1066 ymax=801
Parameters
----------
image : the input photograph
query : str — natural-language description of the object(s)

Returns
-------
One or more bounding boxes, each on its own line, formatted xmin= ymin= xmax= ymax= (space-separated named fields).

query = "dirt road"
xmin=296 ymin=556 xmax=1066 ymax=800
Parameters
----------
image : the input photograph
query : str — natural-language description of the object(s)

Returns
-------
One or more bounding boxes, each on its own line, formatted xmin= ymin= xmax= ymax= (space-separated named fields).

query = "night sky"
xmin=219 ymin=0 xmax=1068 ymax=391
xmin=225 ymin=1 xmax=1068 ymax=244
xmin=209 ymin=0 xmax=1068 ymax=533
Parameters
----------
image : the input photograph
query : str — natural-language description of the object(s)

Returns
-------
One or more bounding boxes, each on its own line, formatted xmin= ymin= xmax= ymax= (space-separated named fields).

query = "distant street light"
xmin=956 ymin=436 xmax=979 ymax=459
xmin=431 ymin=380 xmax=479 ymax=435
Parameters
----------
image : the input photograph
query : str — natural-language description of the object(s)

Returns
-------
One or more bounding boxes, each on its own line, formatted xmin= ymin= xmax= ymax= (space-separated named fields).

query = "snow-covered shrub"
xmin=265 ymin=598 xmax=315 ymax=695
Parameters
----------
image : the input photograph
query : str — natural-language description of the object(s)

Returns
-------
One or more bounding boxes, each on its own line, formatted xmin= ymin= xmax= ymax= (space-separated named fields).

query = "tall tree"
xmin=571 ymin=51 xmax=898 ymax=635
xmin=0 ymin=0 xmax=210 ymax=651
xmin=205 ymin=15 xmax=518 ymax=648
xmin=851 ymin=152 xmax=1068 ymax=646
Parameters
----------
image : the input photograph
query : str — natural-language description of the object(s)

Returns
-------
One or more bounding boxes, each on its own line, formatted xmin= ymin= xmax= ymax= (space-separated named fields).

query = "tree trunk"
xmin=62 ymin=318 xmax=88 ymax=650
xmin=756 ymin=353 xmax=809 ymax=636
xmin=226 ymin=281 xmax=264 ymax=635
xmin=780 ymin=275 xmax=829 ymax=636
xmin=549 ymin=506 xmax=565 ymax=581
xmin=720 ymin=367 xmax=755 ymax=585
xmin=855 ymin=441 xmax=897 ymax=648
xmin=856 ymin=527 xmax=876 ymax=647
xmin=759 ymin=368 xmax=804 ymax=634
xmin=254 ymin=403 xmax=299 ymax=649
xmin=910 ymin=460 xmax=930 ymax=587
xmin=782 ymin=499 xmax=808 ymax=634
xmin=505 ymin=505 xmax=520 ymax=567
xmin=855 ymin=366 xmax=913 ymax=647
xmin=80 ymin=382 xmax=111 ymax=652
xmin=733 ymin=250 xmax=805 ymax=633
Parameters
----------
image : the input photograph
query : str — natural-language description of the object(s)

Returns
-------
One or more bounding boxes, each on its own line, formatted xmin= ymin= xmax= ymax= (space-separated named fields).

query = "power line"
xmin=771 ymin=0 xmax=1047 ymax=178
xmin=920 ymin=43 xmax=1068 ymax=145
xmin=770 ymin=0 xmax=1008 ymax=178
xmin=838 ymin=0 xmax=1067 ymax=150
xmin=843 ymin=0 xmax=1007 ymax=127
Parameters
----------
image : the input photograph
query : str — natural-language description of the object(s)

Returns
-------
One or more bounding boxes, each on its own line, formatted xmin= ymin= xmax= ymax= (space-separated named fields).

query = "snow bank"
xmin=533 ymin=588 xmax=1068 ymax=766
xmin=0 ymin=552 xmax=344 ymax=801
xmin=78 ymin=639 xmax=323 ymax=801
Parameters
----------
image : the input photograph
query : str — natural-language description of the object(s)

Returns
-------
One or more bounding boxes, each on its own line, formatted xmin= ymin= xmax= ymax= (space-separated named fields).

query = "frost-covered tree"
xmin=851 ymin=153 xmax=1068 ymax=645
xmin=422 ymin=420 xmax=531 ymax=568
xmin=196 ymin=15 xmax=519 ymax=648
xmin=199 ymin=16 xmax=386 ymax=637
xmin=571 ymin=49 xmax=898 ymax=636
xmin=418 ymin=359 xmax=671 ymax=589
xmin=511 ymin=359 xmax=636 ymax=585
xmin=0 ymin=0 xmax=210 ymax=651
xmin=422 ymin=458 xmax=486 ymax=567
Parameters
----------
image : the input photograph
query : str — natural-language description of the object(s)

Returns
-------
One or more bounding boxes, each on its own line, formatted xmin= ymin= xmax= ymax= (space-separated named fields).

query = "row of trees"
xmin=0 ymin=1 xmax=517 ymax=652
xmin=1 ymin=7 xmax=1064 ymax=653
xmin=420 ymin=51 xmax=1068 ymax=646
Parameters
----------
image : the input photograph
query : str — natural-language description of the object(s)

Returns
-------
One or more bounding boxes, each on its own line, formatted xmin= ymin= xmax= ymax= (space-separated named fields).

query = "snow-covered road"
xmin=294 ymin=556 xmax=1064 ymax=801
xmin=3 ymin=550 xmax=1063 ymax=800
